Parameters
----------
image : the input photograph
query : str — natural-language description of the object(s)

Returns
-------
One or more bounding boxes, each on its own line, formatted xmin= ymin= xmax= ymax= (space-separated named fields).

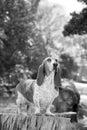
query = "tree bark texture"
xmin=0 ymin=113 xmax=77 ymax=130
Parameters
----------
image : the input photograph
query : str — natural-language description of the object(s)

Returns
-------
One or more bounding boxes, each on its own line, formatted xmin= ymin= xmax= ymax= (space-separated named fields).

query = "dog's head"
xmin=37 ymin=57 xmax=61 ymax=88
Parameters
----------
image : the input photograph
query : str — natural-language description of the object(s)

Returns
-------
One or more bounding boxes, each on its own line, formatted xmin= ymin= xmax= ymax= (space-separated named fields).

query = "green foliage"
xmin=63 ymin=0 xmax=87 ymax=36
xmin=63 ymin=9 xmax=87 ymax=36
xmin=62 ymin=0 xmax=87 ymax=81
xmin=78 ymin=0 xmax=87 ymax=4
xmin=0 ymin=0 xmax=32 ymax=72
xmin=0 ymin=0 xmax=48 ymax=85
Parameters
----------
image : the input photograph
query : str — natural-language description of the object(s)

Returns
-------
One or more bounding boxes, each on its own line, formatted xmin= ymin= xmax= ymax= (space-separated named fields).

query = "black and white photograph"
xmin=0 ymin=0 xmax=87 ymax=129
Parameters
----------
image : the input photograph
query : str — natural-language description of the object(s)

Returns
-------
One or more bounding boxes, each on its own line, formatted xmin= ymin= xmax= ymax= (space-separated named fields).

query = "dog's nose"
xmin=55 ymin=59 xmax=58 ymax=62
xmin=53 ymin=63 xmax=58 ymax=68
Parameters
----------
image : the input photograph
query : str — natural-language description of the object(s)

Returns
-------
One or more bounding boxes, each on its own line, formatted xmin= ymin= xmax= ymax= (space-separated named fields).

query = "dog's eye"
xmin=47 ymin=58 xmax=51 ymax=62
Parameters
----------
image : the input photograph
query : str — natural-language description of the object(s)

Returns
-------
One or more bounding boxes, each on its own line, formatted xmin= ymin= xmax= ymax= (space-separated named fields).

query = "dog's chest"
xmin=34 ymin=72 xmax=58 ymax=107
xmin=43 ymin=72 xmax=55 ymax=90
xmin=37 ymin=72 xmax=55 ymax=93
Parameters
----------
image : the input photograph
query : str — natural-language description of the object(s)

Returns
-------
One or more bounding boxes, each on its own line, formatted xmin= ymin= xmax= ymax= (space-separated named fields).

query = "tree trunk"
xmin=0 ymin=112 xmax=77 ymax=130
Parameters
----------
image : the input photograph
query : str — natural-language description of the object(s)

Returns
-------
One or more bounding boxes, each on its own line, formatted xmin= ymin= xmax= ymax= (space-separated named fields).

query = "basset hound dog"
xmin=16 ymin=57 xmax=61 ymax=116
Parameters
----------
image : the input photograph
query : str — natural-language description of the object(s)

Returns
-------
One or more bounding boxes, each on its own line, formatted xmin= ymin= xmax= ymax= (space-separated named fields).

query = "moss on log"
xmin=0 ymin=113 xmax=77 ymax=130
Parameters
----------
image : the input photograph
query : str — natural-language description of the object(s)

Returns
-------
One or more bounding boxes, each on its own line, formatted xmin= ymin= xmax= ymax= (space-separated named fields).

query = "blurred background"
xmin=0 ymin=0 xmax=87 ymax=88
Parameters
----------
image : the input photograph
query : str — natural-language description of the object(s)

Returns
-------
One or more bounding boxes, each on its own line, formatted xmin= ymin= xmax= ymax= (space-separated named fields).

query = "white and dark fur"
xmin=16 ymin=57 xmax=61 ymax=115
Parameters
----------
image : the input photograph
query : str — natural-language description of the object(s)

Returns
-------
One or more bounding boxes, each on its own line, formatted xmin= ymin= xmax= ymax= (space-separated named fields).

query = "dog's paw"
xmin=35 ymin=111 xmax=41 ymax=116
xmin=22 ymin=112 xmax=28 ymax=116
xmin=45 ymin=111 xmax=55 ymax=116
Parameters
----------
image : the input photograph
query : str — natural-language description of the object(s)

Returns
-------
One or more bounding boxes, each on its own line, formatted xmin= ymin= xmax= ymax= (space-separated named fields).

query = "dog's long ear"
xmin=37 ymin=63 xmax=45 ymax=86
xmin=54 ymin=65 xmax=61 ymax=90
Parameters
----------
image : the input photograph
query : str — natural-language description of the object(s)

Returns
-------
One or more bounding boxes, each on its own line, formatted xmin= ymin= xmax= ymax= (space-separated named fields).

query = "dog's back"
xmin=16 ymin=79 xmax=35 ymax=105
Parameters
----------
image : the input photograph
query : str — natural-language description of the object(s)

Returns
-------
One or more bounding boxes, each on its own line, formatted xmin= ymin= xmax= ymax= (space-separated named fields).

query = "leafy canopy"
xmin=63 ymin=0 xmax=87 ymax=36
xmin=0 ymin=0 xmax=42 ymax=84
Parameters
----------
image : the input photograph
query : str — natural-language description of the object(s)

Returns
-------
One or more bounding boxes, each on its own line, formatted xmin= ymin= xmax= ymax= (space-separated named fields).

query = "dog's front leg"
xmin=46 ymin=106 xmax=55 ymax=116
xmin=45 ymin=93 xmax=59 ymax=116
xmin=34 ymin=99 xmax=41 ymax=115
xmin=16 ymin=102 xmax=22 ymax=114
xmin=16 ymin=91 xmax=23 ymax=114
xmin=33 ymin=93 xmax=41 ymax=115
xmin=33 ymin=86 xmax=41 ymax=115
xmin=45 ymin=98 xmax=55 ymax=116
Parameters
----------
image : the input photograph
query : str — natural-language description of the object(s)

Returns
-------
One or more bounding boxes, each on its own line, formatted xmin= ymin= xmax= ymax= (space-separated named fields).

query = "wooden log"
xmin=0 ymin=113 xmax=77 ymax=130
